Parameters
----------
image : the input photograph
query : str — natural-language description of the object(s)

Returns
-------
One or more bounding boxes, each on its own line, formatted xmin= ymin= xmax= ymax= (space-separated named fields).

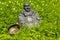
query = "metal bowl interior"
xmin=8 ymin=24 xmax=20 ymax=35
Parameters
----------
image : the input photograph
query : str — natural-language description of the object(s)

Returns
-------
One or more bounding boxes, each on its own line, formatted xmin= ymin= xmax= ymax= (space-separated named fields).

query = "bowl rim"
xmin=8 ymin=24 xmax=20 ymax=31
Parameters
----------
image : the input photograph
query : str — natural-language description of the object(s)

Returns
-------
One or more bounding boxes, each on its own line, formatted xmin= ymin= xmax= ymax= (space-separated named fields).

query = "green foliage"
xmin=0 ymin=0 xmax=60 ymax=40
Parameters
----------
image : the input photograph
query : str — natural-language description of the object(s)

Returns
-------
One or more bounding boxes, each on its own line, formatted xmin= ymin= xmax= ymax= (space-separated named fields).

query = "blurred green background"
xmin=0 ymin=0 xmax=60 ymax=40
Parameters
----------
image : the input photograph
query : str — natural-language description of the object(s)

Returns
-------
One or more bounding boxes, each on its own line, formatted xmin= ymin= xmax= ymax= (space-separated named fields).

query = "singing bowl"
xmin=8 ymin=24 xmax=20 ymax=35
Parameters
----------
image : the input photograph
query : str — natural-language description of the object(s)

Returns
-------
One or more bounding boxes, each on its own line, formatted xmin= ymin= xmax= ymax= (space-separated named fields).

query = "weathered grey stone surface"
xmin=18 ymin=3 xmax=41 ymax=27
